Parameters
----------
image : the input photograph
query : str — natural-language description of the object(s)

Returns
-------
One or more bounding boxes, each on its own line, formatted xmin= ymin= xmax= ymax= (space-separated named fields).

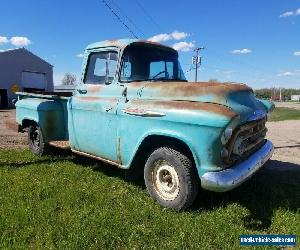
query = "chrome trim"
xmin=200 ymin=140 xmax=274 ymax=192
xmin=122 ymin=109 xmax=166 ymax=117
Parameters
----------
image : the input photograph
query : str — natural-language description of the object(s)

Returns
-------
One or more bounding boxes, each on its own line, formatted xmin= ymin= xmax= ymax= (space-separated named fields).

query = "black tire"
xmin=144 ymin=147 xmax=199 ymax=210
xmin=28 ymin=124 xmax=48 ymax=156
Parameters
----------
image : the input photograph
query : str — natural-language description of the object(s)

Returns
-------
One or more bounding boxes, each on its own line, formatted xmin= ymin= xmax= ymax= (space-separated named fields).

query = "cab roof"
xmin=85 ymin=38 xmax=176 ymax=52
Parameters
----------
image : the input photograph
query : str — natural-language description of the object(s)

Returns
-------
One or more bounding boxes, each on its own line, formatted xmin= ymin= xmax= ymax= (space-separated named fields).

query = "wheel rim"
xmin=30 ymin=127 xmax=40 ymax=150
xmin=152 ymin=160 xmax=180 ymax=201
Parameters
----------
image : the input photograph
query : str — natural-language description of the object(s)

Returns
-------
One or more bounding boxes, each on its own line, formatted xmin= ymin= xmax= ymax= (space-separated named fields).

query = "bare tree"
xmin=208 ymin=78 xmax=219 ymax=83
xmin=62 ymin=73 xmax=76 ymax=85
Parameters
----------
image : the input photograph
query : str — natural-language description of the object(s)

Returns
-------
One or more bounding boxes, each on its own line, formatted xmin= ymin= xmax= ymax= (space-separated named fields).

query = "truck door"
xmin=69 ymin=51 xmax=123 ymax=163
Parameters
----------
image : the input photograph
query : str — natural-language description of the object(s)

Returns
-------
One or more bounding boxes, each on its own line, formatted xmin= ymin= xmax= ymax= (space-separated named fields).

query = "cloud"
xmin=231 ymin=48 xmax=252 ymax=54
xmin=148 ymin=30 xmax=189 ymax=43
xmin=170 ymin=30 xmax=189 ymax=40
xmin=277 ymin=71 xmax=296 ymax=76
xmin=0 ymin=36 xmax=9 ymax=44
xmin=172 ymin=41 xmax=195 ymax=52
xmin=76 ymin=53 xmax=84 ymax=58
xmin=279 ymin=8 xmax=300 ymax=17
xmin=223 ymin=70 xmax=234 ymax=75
xmin=148 ymin=33 xmax=171 ymax=43
xmin=10 ymin=36 xmax=31 ymax=46
xmin=279 ymin=11 xmax=294 ymax=18
xmin=294 ymin=51 xmax=300 ymax=56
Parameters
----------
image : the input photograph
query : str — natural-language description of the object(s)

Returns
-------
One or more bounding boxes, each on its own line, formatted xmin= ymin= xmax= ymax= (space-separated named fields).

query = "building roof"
xmin=86 ymin=38 xmax=175 ymax=51
xmin=0 ymin=48 xmax=53 ymax=67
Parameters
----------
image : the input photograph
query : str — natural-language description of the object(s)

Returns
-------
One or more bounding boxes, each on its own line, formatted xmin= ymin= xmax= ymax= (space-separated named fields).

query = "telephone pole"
xmin=192 ymin=47 xmax=204 ymax=82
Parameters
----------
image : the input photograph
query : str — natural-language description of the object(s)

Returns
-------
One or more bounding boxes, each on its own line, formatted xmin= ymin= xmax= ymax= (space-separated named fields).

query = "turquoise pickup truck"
xmin=16 ymin=39 xmax=274 ymax=210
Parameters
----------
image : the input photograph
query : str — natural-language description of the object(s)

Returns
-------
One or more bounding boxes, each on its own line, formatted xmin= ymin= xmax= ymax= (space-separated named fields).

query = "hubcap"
xmin=152 ymin=160 xmax=180 ymax=200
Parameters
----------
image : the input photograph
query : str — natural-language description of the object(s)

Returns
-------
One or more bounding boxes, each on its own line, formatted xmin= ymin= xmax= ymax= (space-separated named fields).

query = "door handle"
xmin=77 ymin=89 xmax=87 ymax=94
xmin=103 ymin=106 xmax=113 ymax=112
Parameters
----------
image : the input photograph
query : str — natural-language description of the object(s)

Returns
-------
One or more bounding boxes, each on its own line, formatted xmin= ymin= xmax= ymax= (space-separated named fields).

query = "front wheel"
xmin=144 ymin=147 xmax=199 ymax=210
xmin=28 ymin=124 xmax=48 ymax=156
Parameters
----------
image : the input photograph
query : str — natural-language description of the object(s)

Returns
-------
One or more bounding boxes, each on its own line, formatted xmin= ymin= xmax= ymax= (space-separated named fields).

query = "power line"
xmin=193 ymin=47 xmax=205 ymax=82
xmin=102 ymin=0 xmax=139 ymax=39
xmin=109 ymin=0 xmax=146 ymax=37
xmin=134 ymin=0 xmax=162 ymax=33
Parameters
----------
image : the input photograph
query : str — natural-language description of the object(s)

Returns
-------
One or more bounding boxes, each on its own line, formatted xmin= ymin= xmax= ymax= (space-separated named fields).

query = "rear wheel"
xmin=28 ymin=124 xmax=47 ymax=156
xmin=144 ymin=147 xmax=199 ymax=210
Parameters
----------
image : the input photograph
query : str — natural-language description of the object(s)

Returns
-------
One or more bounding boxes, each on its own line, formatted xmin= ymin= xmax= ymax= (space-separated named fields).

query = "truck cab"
xmin=16 ymin=39 xmax=274 ymax=210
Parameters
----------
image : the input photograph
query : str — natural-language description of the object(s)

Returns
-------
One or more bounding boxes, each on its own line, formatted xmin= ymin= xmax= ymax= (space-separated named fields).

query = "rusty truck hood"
xmin=128 ymin=81 xmax=267 ymax=123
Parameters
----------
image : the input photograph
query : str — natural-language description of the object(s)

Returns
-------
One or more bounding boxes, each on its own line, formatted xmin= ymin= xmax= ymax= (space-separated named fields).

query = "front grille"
xmin=225 ymin=118 xmax=267 ymax=165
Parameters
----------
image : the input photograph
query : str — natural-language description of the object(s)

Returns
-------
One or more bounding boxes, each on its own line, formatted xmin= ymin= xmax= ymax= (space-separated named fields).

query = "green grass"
xmin=0 ymin=149 xmax=299 ymax=249
xmin=269 ymin=107 xmax=300 ymax=121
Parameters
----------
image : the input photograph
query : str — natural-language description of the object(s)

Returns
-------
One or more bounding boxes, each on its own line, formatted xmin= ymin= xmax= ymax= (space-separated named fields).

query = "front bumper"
xmin=200 ymin=140 xmax=274 ymax=192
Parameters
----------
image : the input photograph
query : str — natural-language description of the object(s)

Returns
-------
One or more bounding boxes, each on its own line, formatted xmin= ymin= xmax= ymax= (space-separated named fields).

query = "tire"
xmin=28 ymin=124 xmax=48 ymax=156
xmin=144 ymin=147 xmax=199 ymax=210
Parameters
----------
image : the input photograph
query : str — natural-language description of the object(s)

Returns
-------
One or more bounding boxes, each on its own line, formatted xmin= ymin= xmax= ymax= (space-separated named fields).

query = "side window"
xmin=120 ymin=56 xmax=132 ymax=81
xmin=85 ymin=52 xmax=118 ymax=84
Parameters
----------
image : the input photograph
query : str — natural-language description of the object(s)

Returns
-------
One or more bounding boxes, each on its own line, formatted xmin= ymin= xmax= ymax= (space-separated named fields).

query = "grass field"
xmin=269 ymin=107 xmax=300 ymax=122
xmin=0 ymin=149 xmax=299 ymax=249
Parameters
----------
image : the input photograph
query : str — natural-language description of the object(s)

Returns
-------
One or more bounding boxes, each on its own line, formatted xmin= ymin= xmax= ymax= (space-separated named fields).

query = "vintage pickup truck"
xmin=16 ymin=39 xmax=274 ymax=210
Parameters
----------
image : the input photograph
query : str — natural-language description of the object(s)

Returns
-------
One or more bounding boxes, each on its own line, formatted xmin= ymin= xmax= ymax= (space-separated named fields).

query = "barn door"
xmin=21 ymin=71 xmax=47 ymax=91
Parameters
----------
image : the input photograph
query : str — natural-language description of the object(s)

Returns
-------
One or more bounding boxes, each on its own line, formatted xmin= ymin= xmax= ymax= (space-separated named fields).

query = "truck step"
xmin=49 ymin=140 xmax=70 ymax=149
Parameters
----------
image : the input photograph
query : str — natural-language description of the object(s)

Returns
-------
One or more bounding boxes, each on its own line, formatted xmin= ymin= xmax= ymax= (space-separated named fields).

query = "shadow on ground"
xmin=192 ymin=160 xmax=300 ymax=230
xmin=72 ymin=154 xmax=300 ymax=230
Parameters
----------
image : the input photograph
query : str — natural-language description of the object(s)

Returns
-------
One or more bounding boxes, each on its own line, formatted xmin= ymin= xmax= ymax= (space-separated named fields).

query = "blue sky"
xmin=0 ymin=0 xmax=300 ymax=88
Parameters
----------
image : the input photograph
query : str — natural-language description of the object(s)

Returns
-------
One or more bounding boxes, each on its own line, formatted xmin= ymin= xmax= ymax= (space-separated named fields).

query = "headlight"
xmin=221 ymin=127 xmax=233 ymax=144
xmin=221 ymin=115 xmax=239 ymax=145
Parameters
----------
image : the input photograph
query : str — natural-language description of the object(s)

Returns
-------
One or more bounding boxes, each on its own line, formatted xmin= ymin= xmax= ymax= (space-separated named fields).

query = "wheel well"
xmin=21 ymin=119 xmax=37 ymax=130
xmin=131 ymin=135 xmax=195 ymax=172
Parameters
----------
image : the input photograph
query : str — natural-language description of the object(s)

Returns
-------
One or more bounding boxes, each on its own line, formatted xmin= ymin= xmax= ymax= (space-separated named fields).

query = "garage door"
xmin=21 ymin=71 xmax=47 ymax=90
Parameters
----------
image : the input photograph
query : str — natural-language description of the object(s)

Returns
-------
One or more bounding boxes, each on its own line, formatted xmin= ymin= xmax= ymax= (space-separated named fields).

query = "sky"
xmin=0 ymin=0 xmax=300 ymax=89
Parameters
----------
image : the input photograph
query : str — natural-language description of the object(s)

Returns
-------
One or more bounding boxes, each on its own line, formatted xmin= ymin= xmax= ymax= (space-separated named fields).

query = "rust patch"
xmin=75 ymin=96 xmax=117 ymax=103
xmin=49 ymin=140 xmax=70 ymax=149
xmin=87 ymin=85 xmax=104 ymax=93
xmin=123 ymin=107 xmax=146 ymax=115
xmin=117 ymin=137 xmax=122 ymax=164
xmin=129 ymin=100 xmax=237 ymax=118
xmin=143 ymin=82 xmax=252 ymax=97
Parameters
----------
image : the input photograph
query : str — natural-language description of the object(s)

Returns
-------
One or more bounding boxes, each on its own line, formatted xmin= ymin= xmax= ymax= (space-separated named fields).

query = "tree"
xmin=62 ymin=73 xmax=76 ymax=85
xmin=208 ymin=78 xmax=219 ymax=82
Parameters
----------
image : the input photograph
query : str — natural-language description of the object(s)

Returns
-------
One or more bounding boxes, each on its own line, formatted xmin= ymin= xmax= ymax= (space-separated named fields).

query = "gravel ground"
xmin=273 ymin=101 xmax=300 ymax=110
xmin=0 ymin=109 xmax=299 ymax=170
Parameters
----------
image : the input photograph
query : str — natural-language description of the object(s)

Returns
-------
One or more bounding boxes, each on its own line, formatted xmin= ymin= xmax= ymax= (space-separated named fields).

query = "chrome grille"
xmin=225 ymin=118 xmax=267 ymax=165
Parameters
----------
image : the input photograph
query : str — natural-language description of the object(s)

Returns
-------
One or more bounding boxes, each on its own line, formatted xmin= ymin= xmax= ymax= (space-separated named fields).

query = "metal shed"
xmin=0 ymin=48 xmax=53 ymax=108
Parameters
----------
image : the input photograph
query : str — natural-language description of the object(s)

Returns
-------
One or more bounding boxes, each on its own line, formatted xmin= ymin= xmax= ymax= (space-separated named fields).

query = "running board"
xmin=71 ymin=149 xmax=122 ymax=168
xmin=49 ymin=140 xmax=70 ymax=149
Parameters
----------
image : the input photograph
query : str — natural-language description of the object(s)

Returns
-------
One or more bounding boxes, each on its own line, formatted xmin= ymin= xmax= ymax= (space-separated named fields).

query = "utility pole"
xmin=192 ymin=47 xmax=204 ymax=82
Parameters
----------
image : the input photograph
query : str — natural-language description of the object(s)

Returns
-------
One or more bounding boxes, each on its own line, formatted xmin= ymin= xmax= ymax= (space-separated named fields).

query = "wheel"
xmin=144 ymin=147 xmax=199 ymax=210
xmin=28 ymin=124 xmax=47 ymax=156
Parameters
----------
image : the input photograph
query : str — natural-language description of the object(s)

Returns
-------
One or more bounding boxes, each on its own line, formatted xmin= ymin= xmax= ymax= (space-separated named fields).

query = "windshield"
xmin=120 ymin=44 xmax=186 ymax=82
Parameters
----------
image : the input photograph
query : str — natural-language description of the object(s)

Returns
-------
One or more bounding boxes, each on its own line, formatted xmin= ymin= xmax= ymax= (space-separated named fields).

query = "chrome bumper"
xmin=200 ymin=140 xmax=274 ymax=192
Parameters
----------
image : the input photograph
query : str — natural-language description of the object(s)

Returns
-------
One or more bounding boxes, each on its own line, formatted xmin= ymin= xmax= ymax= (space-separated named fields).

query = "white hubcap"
xmin=152 ymin=161 xmax=180 ymax=200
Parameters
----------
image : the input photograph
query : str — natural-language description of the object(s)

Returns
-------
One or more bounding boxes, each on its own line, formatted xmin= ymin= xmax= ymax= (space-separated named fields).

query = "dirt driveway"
xmin=0 ymin=109 xmax=299 ymax=169
xmin=0 ymin=109 xmax=27 ymax=149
